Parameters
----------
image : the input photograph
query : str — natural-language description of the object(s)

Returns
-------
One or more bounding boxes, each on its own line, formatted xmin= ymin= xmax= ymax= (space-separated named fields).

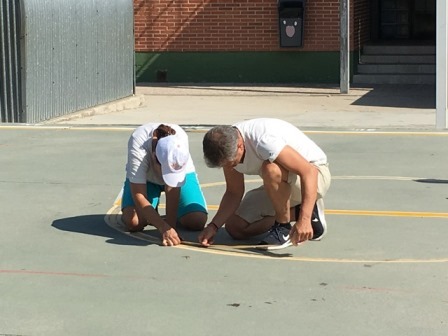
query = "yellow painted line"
xmin=200 ymin=179 xmax=260 ymax=188
xmin=108 ymin=172 xmax=448 ymax=263
xmin=175 ymin=245 xmax=448 ymax=264
xmin=113 ymin=175 xmax=448 ymax=218
xmin=332 ymin=175 xmax=420 ymax=180
xmin=0 ymin=125 xmax=135 ymax=131
xmin=200 ymin=175 xmax=440 ymax=188
xmin=305 ymin=130 xmax=448 ymax=136
xmin=106 ymin=204 xmax=448 ymax=263
xmin=157 ymin=204 xmax=448 ymax=219
xmin=326 ymin=209 xmax=448 ymax=218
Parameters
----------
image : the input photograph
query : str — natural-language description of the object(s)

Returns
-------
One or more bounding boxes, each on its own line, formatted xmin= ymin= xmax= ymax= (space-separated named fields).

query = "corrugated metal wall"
xmin=0 ymin=0 xmax=22 ymax=123
xmin=1 ymin=0 xmax=134 ymax=124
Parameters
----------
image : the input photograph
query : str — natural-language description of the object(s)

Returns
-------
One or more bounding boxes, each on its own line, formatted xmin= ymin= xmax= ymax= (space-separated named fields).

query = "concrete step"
xmin=357 ymin=63 xmax=436 ymax=74
xmin=363 ymin=44 xmax=436 ymax=55
xmin=353 ymin=74 xmax=436 ymax=85
xmin=361 ymin=54 xmax=436 ymax=64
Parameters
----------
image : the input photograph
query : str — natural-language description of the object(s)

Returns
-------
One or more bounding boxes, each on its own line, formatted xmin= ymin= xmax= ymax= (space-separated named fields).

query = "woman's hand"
xmin=161 ymin=226 xmax=181 ymax=246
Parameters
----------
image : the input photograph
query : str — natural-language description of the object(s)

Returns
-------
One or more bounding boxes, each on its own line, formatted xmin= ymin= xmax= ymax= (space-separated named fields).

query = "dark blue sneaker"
xmin=258 ymin=223 xmax=292 ymax=250
xmin=294 ymin=199 xmax=327 ymax=241
xmin=311 ymin=199 xmax=327 ymax=240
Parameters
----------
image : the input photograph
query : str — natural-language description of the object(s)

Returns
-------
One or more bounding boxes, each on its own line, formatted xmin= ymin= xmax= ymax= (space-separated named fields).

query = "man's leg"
xmin=310 ymin=164 xmax=331 ymax=240
xmin=226 ymin=163 xmax=331 ymax=243
xmin=255 ymin=161 xmax=296 ymax=248
xmin=260 ymin=161 xmax=291 ymax=223
xmin=225 ymin=162 xmax=294 ymax=240
xmin=290 ymin=163 xmax=332 ymax=240
xmin=224 ymin=213 xmax=274 ymax=240
xmin=225 ymin=199 xmax=299 ymax=240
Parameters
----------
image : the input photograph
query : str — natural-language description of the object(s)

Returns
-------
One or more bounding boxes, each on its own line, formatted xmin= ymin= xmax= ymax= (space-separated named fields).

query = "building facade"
xmin=134 ymin=0 xmax=435 ymax=84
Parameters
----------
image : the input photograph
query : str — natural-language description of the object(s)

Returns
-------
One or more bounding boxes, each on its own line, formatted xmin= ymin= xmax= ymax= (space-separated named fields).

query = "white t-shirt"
xmin=126 ymin=123 xmax=195 ymax=184
xmin=233 ymin=118 xmax=327 ymax=176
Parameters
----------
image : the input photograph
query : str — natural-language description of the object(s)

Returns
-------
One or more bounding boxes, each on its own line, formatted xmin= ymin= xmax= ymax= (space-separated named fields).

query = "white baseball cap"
xmin=155 ymin=135 xmax=189 ymax=187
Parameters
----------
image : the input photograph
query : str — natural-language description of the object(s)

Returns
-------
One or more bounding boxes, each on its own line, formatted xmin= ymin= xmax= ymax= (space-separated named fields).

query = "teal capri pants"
xmin=121 ymin=172 xmax=208 ymax=218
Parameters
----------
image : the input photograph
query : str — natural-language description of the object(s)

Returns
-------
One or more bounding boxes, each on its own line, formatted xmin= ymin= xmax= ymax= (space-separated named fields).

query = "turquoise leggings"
xmin=121 ymin=172 xmax=208 ymax=218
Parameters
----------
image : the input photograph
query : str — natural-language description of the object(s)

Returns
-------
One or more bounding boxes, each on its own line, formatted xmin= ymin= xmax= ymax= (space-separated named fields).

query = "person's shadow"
xmin=52 ymin=214 xmax=151 ymax=246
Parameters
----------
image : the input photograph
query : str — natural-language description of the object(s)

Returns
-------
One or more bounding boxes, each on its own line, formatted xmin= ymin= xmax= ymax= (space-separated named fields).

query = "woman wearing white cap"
xmin=121 ymin=123 xmax=208 ymax=246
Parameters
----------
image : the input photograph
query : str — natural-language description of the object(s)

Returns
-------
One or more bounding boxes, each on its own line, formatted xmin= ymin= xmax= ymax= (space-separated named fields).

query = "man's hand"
xmin=198 ymin=225 xmax=218 ymax=247
xmin=161 ymin=227 xmax=181 ymax=246
xmin=289 ymin=220 xmax=314 ymax=245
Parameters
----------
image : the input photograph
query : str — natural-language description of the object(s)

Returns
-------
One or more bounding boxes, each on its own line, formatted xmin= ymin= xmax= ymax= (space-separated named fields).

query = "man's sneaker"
xmin=311 ymin=198 xmax=327 ymax=240
xmin=294 ymin=199 xmax=327 ymax=241
xmin=258 ymin=223 xmax=292 ymax=250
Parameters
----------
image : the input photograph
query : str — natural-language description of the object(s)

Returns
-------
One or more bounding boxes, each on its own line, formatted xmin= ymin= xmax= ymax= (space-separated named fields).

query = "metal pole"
xmin=436 ymin=0 xmax=448 ymax=129
xmin=340 ymin=0 xmax=349 ymax=94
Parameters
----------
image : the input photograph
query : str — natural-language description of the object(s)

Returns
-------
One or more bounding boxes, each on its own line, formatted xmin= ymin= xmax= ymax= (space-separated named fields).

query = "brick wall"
xmin=353 ymin=0 xmax=370 ymax=50
xmin=134 ymin=0 xmax=362 ymax=52
xmin=305 ymin=0 xmax=340 ymax=51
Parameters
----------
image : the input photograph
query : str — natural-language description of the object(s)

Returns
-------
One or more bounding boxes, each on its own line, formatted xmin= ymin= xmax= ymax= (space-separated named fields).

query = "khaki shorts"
xmin=235 ymin=163 xmax=331 ymax=224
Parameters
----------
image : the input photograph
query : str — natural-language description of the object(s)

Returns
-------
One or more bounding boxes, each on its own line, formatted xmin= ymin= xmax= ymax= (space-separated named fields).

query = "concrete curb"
xmin=40 ymin=94 xmax=146 ymax=124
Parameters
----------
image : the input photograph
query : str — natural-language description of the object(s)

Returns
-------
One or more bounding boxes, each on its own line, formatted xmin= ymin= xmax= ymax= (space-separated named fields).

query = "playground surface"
xmin=1 ymin=84 xmax=447 ymax=335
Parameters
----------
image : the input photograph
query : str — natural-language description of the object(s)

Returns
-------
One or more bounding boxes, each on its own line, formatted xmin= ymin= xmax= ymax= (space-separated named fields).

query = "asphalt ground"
xmin=1 ymin=121 xmax=448 ymax=335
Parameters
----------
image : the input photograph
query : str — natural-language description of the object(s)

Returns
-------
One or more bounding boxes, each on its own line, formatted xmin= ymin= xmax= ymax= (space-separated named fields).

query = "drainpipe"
xmin=436 ymin=0 xmax=448 ymax=129
xmin=340 ymin=0 xmax=350 ymax=94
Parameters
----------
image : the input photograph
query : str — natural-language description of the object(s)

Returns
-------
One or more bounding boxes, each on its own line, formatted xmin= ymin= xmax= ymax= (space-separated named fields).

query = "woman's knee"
xmin=121 ymin=207 xmax=144 ymax=232
xmin=179 ymin=211 xmax=207 ymax=231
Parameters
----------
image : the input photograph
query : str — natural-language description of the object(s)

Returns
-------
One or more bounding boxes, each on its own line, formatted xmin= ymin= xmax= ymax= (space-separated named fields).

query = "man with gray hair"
xmin=198 ymin=118 xmax=331 ymax=250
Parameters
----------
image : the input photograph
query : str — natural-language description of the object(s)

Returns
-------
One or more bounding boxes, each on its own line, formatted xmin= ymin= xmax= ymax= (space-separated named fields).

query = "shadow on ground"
xmin=414 ymin=178 xmax=448 ymax=184
xmin=352 ymin=84 xmax=435 ymax=109
xmin=52 ymin=215 xmax=151 ymax=246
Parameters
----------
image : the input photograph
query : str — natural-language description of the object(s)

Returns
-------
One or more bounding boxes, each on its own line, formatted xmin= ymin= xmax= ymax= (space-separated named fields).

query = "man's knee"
xmin=224 ymin=215 xmax=250 ymax=240
xmin=261 ymin=162 xmax=289 ymax=186
xmin=261 ymin=161 xmax=281 ymax=180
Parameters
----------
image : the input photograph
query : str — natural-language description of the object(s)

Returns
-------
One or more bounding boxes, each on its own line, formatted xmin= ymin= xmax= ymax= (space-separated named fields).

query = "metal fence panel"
xmin=4 ymin=0 xmax=134 ymax=124
xmin=0 ymin=0 xmax=22 ymax=123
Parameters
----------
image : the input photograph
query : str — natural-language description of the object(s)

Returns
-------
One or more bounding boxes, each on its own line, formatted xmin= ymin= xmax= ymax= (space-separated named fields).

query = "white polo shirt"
xmin=233 ymin=118 xmax=327 ymax=176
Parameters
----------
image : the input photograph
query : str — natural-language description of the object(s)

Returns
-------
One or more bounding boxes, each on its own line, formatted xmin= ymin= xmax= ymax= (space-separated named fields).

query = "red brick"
xmin=134 ymin=0 xmax=362 ymax=52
